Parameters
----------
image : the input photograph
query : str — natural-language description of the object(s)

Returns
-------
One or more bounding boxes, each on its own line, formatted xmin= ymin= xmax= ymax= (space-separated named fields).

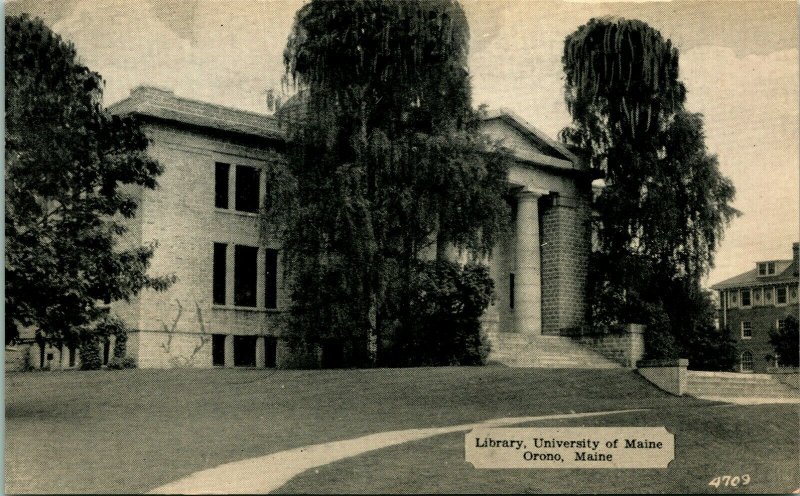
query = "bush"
xmin=107 ymin=356 xmax=136 ymax=369
xmin=79 ymin=336 xmax=102 ymax=370
xmin=770 ymin=315 xmax=799 ymax=367
xmin=684 ymin=324 xmax=737 ymax=371
xmin=381 ymin=261 xmax=494 ymax=367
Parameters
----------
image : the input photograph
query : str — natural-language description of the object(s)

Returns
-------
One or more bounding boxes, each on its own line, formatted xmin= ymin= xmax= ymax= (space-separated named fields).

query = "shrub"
xmin=770 ymin=315 xmax=799 ymax=367
xmin=79 ymin=336 xmax=102 ymax=370
xmin=107 ymin=356 xmax=136 ymax=369
xmin=381 ymin=261 xmax=494 ymax=367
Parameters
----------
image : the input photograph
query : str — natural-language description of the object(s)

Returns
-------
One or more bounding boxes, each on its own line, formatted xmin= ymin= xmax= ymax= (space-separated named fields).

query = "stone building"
xmin=710 ymin=243 xmax=800 ymax=373
xmin=16 ymin=86 xmax=623 ymax=370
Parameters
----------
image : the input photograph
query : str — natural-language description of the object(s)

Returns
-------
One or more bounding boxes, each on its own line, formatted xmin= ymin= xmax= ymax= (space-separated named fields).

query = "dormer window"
xmin=758 ymin=262 xmax=776 ymax=276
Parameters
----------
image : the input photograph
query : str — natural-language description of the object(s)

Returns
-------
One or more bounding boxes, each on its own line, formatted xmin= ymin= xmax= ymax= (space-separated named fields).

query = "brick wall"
xmin=540 ymin=191 xmax=591 ymax=335
xmin=724 ymin=304 xmax=799 ymax=372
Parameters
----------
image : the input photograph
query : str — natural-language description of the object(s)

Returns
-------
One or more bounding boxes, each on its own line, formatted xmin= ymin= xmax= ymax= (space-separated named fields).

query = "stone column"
xmin=224 ymin=334 xmax=234 ymax=368
xmin=255 ymin=336 xmax=266 ymax=368
xmin=514 ymin=190 xmax=545 ymax=335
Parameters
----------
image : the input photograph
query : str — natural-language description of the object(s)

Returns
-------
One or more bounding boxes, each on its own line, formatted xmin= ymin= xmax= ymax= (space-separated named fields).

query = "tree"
xmin=267 ymin=0 xmax=511 ymax=366
xmin=769 ymin=315 xmax=799 ymax=367
xmin=5 ymin=14 xmax=173 ymax=345
xmin=560 ymin=18 xmax=738 ymax=361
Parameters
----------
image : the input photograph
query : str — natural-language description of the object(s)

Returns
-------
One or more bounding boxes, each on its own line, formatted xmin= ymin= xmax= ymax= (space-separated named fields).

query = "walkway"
xmin=148 ymin=409 xmax=646 ymax=494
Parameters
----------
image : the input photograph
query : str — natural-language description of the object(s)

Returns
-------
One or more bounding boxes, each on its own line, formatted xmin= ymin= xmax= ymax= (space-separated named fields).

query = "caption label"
xmin=465 ymin=427 xmax=674 ymax=469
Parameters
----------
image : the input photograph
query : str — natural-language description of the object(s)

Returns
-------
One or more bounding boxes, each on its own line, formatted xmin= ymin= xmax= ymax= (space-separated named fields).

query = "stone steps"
xmin=486 ymin=332 xmax=622 ymax=369
xmin=686 ymin=373 xmax=800 ymax=399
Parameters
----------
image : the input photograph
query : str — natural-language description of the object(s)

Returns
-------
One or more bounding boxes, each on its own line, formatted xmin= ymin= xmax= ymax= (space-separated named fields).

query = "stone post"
xmin=625 ymin=324 xmax=646 ymax=368
xmin=224 ymin=334 xmax=234 ymax=368
xmin=514 ymin=190 xmax=546 ymax=335
xmin=255 ymin=336 xmax=266 ymax=368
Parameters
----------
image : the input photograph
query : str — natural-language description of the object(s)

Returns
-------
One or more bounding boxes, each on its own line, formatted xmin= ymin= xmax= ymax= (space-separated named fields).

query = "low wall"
xmin=767 ymin=367 xmax=799 ymax=390
xmin=637 ymin=359 xmax=689 ymax=396
xmin=574 ymin=324 xmax=645 ymax=368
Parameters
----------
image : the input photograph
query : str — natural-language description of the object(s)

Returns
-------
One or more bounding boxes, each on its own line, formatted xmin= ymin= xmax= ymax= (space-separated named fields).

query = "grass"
xmin=5 ymin=366 xmax=787 ymax=494
xmin=280 ymin=404 xmax=799 ymax=494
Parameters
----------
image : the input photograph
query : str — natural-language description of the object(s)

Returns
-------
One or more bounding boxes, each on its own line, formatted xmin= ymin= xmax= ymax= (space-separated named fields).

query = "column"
xmin=515 ymin=190 xmax=545 ymax=335
xmin=224 ymin=334 xmax=234 ymax=368
xmin=255 ymin=336 xmax=266 ymax=368
xmin=256 ymin=248 xmax=266 ymax=308
xmin=227 ymin=164 xmax=236 ymax=210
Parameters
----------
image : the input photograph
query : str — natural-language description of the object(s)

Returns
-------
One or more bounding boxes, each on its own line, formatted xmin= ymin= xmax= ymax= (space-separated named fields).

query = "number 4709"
xmin=709 ymin=475 xmax=751 ymax=488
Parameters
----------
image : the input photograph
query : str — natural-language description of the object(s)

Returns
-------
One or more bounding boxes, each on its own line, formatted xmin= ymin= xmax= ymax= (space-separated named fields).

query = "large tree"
xmin=267 ymin=0 xmax=510 ymax=366
xmin=560 ymin=18 xmax=738 ymax=359
xmin=5 ymin=14 xmax=173 ymax=345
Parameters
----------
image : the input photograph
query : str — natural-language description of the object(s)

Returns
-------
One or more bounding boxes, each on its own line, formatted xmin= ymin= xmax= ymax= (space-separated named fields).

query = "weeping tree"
xmin=265 ymin=0 xmax=511 ymax=367
xmin=560 ymin=18 xmax=738 ymax=360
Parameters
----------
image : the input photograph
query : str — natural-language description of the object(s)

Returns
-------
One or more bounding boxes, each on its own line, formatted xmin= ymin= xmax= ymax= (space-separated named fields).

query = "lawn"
xmin=5 ymin=366 xmax=792 ymax=493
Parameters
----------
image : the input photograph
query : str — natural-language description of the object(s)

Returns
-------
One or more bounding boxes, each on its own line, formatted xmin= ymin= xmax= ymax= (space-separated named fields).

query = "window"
xmin=740 ymin=351 xmax=754 ymax=372
xmin=234 ymin=245 xmax=258 ymax=307
xmin=777 ymin=286 xmax=787 ymax=304
xmin=212 ymin=334 xmax=226 ymax=366
xmin=741 ymin=321 xmax=752 ymax=339
xmin=777 ymin=319 xmax=786 ymax=332
xmin=213 ymin=243 xmax=227 ymax=305
xmin=264 ymin=336 xmax=278 ymax=368
xmin=754 ymin=289 xmax=761 ymax=303
xmin=740 ymin=289 xmax=751 ymax=307
xmin=233 ymin=335 xmax=257 ymax=367
xmin=509 ymin=273 xmax=515 ymax=309
xmin=730 ymin=292 xmax=738 ymax=304
xmin=265 ymin=249 xmax=278 ymax=309
xmin=765 ymin=287 xmax=772 ymax=302
xmin=215 ymin=162 xmax=230 ymax=208
xmin=235 ymin=165 xmax=260 ymax=213
xmin=768 ymin=262 xmax=775 ymax=274
xmin=758 ymin=263 xmax=767 ymax=276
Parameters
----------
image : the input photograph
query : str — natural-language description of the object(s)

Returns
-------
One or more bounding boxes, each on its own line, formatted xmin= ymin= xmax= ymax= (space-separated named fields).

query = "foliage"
xmin=381 ymin=261 xmax=493 ymax=367
xmin=79 ymin=334 xmax=102 ymax=370
xmin=5 ymin=14 xmax=174 ymax=344
xmin=270 ymin=1 xmax=510 ymax=366
xmin=107 ymin=356 xmax=136 ymax=369
xmin=769 ymin=315 xmax=799 ymax=367
xmin=561 ymin=18 xmax=738 ymax=363
xmin=684 ymin=325 xmax=737 ymax=372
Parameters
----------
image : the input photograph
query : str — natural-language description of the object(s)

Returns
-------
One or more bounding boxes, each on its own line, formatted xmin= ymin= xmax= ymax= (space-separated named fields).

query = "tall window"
xmin=234 ymin=245 xmax=258 ymax=307
xmin=777 ymin=286 xmax=787 ymax=304
xmin=215 ymin=162 xmax=230 ymax=208
xmin=740 ymin=351 xmax=754 ymax=372
xmin=741 ymin=321 xmax=752 ymax=339
xmin=767 ymin=262 xmax=775 ymax=274
xmin=235 ymin=165 xmax=260 ymax=213
xmin=740 ymin=289 xmax=751 ymax=307
xmin=758 ymin=263 xmax=767 ymax=276
xmin=265 ymin=249 xmax=278 ymax=309
xmin=213 ymin=243 xmax=227 ymax=305
xmin=509 ymin=273 xmax=515 ymax=309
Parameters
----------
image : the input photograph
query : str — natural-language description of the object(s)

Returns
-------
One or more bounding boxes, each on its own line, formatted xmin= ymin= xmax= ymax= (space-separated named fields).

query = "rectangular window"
xmin=730 ymin=291 xmax=737 ymax=304
xmin=765 ymin=287 xmax=772 ymax=302
xmin=213 ymin=243 xmax=227 ymax=305
xmin=235 ymin=165 xmax=260 ymax=213
xmin=741 ymin=321 xmax=752 ymax=338
xmin=777 ymin=286 xmax=787 ymax=304
xmin=265 ymin=249 xmax=278 ymax=309
xmin=758 ymin=263 xmax=767 ymax=276
xmin=509 ymin=273 xmax=515 ymax=309
xmin=264 ymin=336 xmax=278 ymax=368
xmin=215 ymin=162 xmax=230 ymax=209
xmin=212 ymin=334 xmax=226 ymax=366
xmin=233 ymin=335 xmax=257 ymax=367
xmin=741 ymin=289 xmax=751 ymax=307
xmin=767 ymin=262 xmax=776 ymax=274
xmin=234 ymin=245 xmax=258 ymax=307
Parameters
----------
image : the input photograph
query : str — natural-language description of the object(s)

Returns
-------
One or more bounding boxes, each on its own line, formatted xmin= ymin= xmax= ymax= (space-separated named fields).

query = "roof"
xmin=711 ymin=260 xmax=798 ymax=290
xmin=109 ymin=86 xmax=581 ymax=172
xmin=107 ymin=86 xmax=283 ymax=140
xmin=481 ymin=108 xmax=579 ymax=165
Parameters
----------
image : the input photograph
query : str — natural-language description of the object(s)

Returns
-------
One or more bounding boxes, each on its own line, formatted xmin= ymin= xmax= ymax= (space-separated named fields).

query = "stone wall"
xmin=575 ymin=325 xmax=645 ymax=368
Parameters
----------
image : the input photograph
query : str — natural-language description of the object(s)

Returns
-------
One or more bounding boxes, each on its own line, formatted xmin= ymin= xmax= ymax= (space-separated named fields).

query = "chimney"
xmin=793 ymin=242 xmax=799 ymax=276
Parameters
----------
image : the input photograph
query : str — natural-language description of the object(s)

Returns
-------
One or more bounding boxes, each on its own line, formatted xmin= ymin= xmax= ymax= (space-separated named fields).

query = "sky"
xmin=6 ymin=0 xmax=799 ymax=287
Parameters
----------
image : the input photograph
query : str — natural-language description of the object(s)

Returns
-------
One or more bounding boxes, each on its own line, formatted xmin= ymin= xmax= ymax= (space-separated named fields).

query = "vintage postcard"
xmin=4 ymin=0 xmax=799 ymax=494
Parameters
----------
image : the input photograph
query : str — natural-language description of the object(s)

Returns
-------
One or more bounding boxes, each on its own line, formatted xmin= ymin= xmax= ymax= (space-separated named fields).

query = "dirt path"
xmin=148 ymin=409 xmax=646 ymax=494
